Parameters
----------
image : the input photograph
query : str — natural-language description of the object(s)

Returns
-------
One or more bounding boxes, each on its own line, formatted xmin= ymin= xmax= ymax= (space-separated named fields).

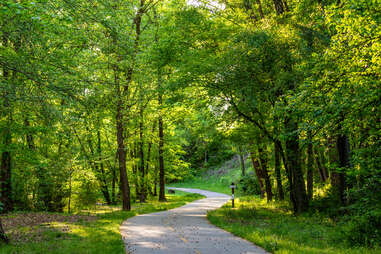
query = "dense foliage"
xmin=0 ymin=0 xmax=379 ymax=247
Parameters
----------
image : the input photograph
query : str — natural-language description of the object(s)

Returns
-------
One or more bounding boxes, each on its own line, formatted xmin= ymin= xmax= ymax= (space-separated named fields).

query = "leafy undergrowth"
xmin=0 ymin=191 xmax=203 ymax=254
xmin=207 ymin=196 xmax=381 ymax=254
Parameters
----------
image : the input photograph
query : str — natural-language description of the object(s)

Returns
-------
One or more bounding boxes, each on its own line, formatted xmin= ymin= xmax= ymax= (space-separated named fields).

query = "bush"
xmin=238 ymin=173 xmax=261 ymax=196
xmin=340 ymin=211 xmax=381 ymax=247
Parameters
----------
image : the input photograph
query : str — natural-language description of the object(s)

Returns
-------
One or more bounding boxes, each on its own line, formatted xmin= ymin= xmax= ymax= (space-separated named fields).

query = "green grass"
xmin=0 ymin=191 xmax=203 ymax=254
xmin=207 ymin=196 xmax=381 ymax=254
xmin=170 ymin=158 xmax=246 ymax=195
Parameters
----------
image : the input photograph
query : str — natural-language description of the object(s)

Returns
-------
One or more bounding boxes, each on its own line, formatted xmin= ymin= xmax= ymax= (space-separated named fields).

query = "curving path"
xmin=120 ymin=188 xmax=268 ymax=254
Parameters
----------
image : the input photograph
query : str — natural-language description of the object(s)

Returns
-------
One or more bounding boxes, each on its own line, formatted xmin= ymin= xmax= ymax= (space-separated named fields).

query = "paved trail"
xmin=120 ymin=188 xmax=268 ymax=254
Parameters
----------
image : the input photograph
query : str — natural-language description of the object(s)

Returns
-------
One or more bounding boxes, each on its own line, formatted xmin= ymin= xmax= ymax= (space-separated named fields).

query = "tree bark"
xmin=138 ymin=103 xmax=146 ymax=203
xmin=97 ymin=129 xmax=111 ymax=205
xmin=158 ymin=103 xmax=166 ymax=202
xmin=257 ymin=144 xmax=273 ymax=202
xmin=274 ymin=141 xmax=284 ymax=200
xmin=284 ymin=117 xmax=308 ymax=213
xmin=336 ymin=134 xmax=350 ymax=204
xmin=0 ymin=35 xmax=12 ymax=213
xmin=315 ymin=147 xmax=327 ymax=182
xmin=115 ymin=69 xmax=131 ymax=211
xmin=238 ymin=146 xmax=246 ymax=176
xmin=307 ymin=131 xmax=314 ymax=201
xmin=250 ymin=152 xmax=265 ymax=199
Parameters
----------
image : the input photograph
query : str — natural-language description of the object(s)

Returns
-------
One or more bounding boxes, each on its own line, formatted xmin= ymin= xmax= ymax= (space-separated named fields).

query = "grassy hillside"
xmin=170 ymin=154 xmax=251 ymax=195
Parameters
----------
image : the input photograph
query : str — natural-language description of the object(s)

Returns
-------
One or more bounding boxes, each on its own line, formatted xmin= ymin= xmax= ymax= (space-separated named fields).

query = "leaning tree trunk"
xmin=257 ymin=144 xmax=273 ymax=202
xmin=250 ymin=152 xmax=265 ymax=199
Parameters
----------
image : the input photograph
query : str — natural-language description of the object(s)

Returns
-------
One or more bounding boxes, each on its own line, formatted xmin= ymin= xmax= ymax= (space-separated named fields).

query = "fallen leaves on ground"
xmin=0 ymin=212 xmax=97 ymax=244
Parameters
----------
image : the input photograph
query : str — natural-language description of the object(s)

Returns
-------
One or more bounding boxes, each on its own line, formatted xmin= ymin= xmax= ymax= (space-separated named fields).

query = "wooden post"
xmin=230 ymin=182 xmax=236 ymax=208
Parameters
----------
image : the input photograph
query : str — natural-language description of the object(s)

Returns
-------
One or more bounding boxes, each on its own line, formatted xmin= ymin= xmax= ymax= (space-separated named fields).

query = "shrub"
xmin=238 ymin=173 xmax=261 ymax=196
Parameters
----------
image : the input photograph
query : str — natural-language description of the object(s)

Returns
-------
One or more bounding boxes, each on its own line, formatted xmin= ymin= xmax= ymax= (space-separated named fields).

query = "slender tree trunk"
xmin=131 ymin=143 xmax=139 ymax=201
xmin=257 ymin=144 xmax=273 ymax=202
xmin=238 ymin=146 xmax=246 ymax=176
xmin=250 ymin=152 xmax=265 ymax=199
xmin=336 ymin=133 xmax=350 ymax=204
xmin=112 ymin=152 xmax=117 ymax=204
xmin=284 ymin=117 xmax=308 ymax=213
xmin=115 ymin=69 xmax=131 ymax=211
xmin=158 ymin=112 xmax=166 ymax=201
xmin=154 ymin=165 xmax=158 ymax=196
xmin=315 ymin=147 xmax=327 ymax=182
xmin=97 ymin=129 xmax=111 ymax=204
xmin=1 ymin=36 xmax=12 ymax=212
xmin=0 ymin=218 xmax=8 ymax=244
xmin=307 ymin=131 xmax=314 ymax=201
xmin=146 ymin=122 xmax=156 ymax=196
xmin=157 ymin=68 xmax=166 ymax=202
xmin=274 ymin=141 xmax=284 ymax=200
xmin=138 ymin=104 xmax=146 ymax=203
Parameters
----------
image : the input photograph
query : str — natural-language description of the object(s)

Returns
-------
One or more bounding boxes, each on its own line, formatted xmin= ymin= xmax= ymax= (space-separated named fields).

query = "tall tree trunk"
xmin=111 ymin=152 xmax=117 ymax=204
xmin=250 ymin=152 xmax=265 ymax=199
xmin=307 ymin=131 xmax=314 ymax=201
xmin=97 ymin=129 xmax=111 ymax=205
xmin=0 ymin=35 xmax=12 ymax=212
xmin=238 ymin=146 xmax=246 ymax=176
xmin=146 ymin=122 xmax=156 ymax=196
xmin=257 ymin=144 xmax=273 ymax=202
xmin=158 ymin=102 xmax=166 ymax=202
xmin=274 ymin=141 xmax=284 ymax=200
xmin=284 ymin=117 xmax=308 ymax=213
xmin=315 ymin=146 xmax=327 ymax=182
xmin=131 ymin=142 xmax=140 ymax=201
xmin=138 ymin=103 xmax=146 ymax=203
xmin=319 ymin=149 xmax=329 ymax=180
xmin=156 ymin=58 xmax=166 ymax=201
xmin=115 ymin=69 xmax=131 ymax=211
xmin=336 ymin=133 xmax=350 ymax=204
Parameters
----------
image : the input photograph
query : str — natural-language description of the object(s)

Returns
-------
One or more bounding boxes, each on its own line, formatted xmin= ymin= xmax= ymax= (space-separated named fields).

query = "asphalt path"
xmin=120 ymin=187 xmax=268 ymax=254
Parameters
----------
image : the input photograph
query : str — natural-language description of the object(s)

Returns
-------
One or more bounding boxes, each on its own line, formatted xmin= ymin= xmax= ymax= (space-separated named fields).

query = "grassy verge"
xmin=0 ymin=191 xmax=203 ymax=254
xmin=169 ymin=177 xmax=232 ymax=195
xmin=207 ymin=196 xmax=381 ymax=254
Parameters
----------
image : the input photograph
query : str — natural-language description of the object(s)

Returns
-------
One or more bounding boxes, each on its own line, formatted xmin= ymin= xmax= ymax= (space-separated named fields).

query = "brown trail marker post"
xmin=230 ymin=182 xmax=236 ymax=208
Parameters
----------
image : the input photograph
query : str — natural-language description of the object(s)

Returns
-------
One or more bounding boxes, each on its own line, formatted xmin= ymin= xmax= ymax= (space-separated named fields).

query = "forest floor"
xmin=0 ymin=191 xmax=202 ymax=254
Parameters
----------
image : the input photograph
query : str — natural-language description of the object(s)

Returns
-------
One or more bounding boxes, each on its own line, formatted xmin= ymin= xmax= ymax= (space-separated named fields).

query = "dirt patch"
xmin=0 ymin=212 xmax=97 ymax=244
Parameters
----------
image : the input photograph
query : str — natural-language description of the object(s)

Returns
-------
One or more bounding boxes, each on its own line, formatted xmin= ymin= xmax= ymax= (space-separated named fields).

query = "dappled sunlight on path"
xmin=120 ymin=188 xmax=268 ymax=254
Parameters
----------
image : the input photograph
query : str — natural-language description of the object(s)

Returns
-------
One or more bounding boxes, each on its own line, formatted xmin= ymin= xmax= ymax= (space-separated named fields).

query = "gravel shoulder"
xmin=120 ymin=188 xmax=268 ymax=254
